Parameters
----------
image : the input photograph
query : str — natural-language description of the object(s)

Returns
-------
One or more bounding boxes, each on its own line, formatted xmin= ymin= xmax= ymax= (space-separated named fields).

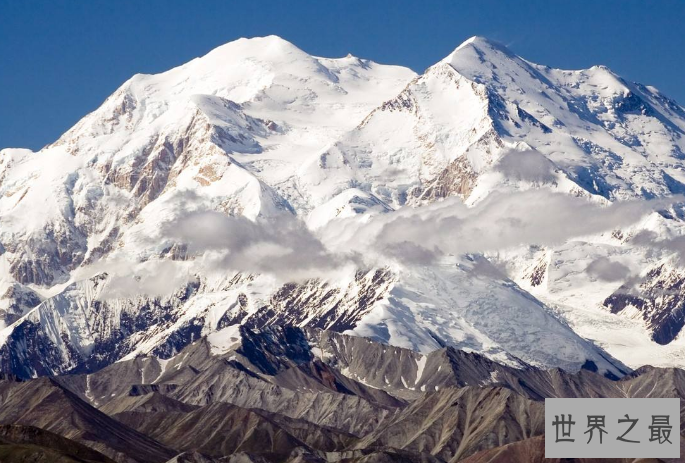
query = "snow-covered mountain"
xmin=2 ymin=35 xmax=685 ymax=379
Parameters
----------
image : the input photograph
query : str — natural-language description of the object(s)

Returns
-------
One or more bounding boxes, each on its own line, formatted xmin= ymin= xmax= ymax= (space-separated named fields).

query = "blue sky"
xmin=1 ymin=0 xmax=684 ymax=150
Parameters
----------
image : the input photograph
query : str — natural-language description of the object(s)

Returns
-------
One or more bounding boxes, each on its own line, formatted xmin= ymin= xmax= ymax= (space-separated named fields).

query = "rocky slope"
xmin=0 ymin=377 xmax=175 ymax=462
xmin=0 ymin=327 xmax=681 ymax=462
xmin=0 ymin=425 xmax=116 ymax=463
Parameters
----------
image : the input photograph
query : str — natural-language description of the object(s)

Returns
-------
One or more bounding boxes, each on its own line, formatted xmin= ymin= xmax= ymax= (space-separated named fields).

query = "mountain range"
xmin=2 ymin=35 xmax=685 ymax=460
xmin=1 ymin=325 xmax=683 ymax=462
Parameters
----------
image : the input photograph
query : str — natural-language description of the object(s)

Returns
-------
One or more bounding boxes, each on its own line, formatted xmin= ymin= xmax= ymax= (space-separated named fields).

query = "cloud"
xmin=72 ymin=255 xmax=196 ymax=301
xmin=97 ymin=259 xmax=195 ymax=300
xmin=493 ymin=149 xmax=557 ymax=184
xmin=89 ymin=187 xmax=681 ymax=299
xmin=585 ymin=257 xmax=632 ymax=282
xmin=158 ymin=210 xmax=361 ymax=281
xmin=629 ymin=230 xmax=685 ymax=262
xmin=331 ymin=190 xmax=678 ymax=266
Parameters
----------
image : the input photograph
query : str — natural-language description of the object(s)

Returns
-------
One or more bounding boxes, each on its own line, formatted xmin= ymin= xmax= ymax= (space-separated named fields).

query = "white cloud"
xmin=493 ymin=149 xmax=557 ymax=184
xmin=328 ymin=191 xmax=678 ymax=266
xmin=586 ymin=257 xmax=633 ymax=282
xmin=90 ymin=189 xmax=681 ymax=299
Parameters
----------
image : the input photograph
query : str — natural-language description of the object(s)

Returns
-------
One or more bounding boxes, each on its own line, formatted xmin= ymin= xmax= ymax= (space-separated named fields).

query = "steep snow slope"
xmin=2 ymin=35 xmax=685 ymax=379
xmin=0 ymin=258 xmax=623 ymax=378
xmin=445 ymin=37 xmax=685 ymax=202
xmin=297 ymin=36 xmax=685 ymax=368
xmin=299 ymin=36 xmax=685 ymax=212
xmin=0 ymin=36 xmax=415 ymax=286
xmin=497 ymin=207 xmax=685 ymax=368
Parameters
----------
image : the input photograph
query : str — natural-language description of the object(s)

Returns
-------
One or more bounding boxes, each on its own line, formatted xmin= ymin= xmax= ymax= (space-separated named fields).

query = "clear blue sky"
xmin=1 ymin=0 xmax=684 ymax=151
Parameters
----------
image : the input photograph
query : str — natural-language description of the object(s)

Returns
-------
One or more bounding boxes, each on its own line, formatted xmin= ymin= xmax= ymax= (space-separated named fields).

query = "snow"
xmin=84 ymin=374 xmax=97 ymax=406
xmin=349 ymin=256 xmax=614 ymax=372
xmin=153 ymin=357 xmax=172 ymax=383
xmin=415 ymin=355 xmax=427 ymax=384
xmin=306 ymin=188 xmax=392 ymax=229
xmin=206 ymin=324 xmax=242 ymax=355
xmin=499 ymin=227 xmax=685 ymax=369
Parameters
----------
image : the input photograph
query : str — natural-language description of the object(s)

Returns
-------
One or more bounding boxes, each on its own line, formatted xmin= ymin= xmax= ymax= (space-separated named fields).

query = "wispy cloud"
xmin=585 ymin=257 xmax=633 ymax=282
xmin=329 ymin=190 xmax=678 ymax=266
xmin=159 ymin=210 xmax=362 ymax=279
xmin=493 ymin=149 xmax=557 ymax=184
xmin=90 ymin=188 xmax=681 ymax=299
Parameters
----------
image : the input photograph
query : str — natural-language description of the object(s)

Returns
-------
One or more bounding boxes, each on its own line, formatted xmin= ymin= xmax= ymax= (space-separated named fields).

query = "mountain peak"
xmin=240 ymin=34 xmax=303 ymax=51
xmin=228 ymin=34 xmax=300 ymax=48
xmin=445 ymin=36 xmax=515 ymax=61
xmin=202 ymin=34 xmax=308 ymax=64
xmin=457 ymin=35 xmax=506 ymax=49
xmin=437 ymin=36 xmax=523 ymax=87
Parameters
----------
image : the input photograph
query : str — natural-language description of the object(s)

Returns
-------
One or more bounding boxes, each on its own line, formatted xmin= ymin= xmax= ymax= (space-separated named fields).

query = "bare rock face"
xmin=245 ymin=269 xmax=395 ymax=332
xmin=0 ymin=269 xmax=400 ymax=379
xmin=604 ymin=263 xmax=685 ymax=345
xmin=5 ymin=223 xmax=88 ymax=286
xmin=0 ymin=283 xmax=41 ymax=325
xmin=414 ymin=154 xmax=481 ymax=203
